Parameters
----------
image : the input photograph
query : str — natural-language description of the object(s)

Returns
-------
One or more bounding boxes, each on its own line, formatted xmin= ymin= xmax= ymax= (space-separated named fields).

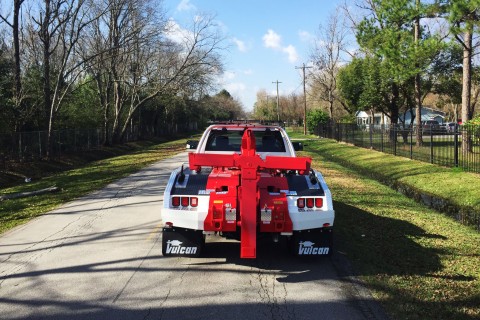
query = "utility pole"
xmin=272 ymin=80 xmax=282 ymax=122
xmin=296 ymin=63 xmax=312 ymax=135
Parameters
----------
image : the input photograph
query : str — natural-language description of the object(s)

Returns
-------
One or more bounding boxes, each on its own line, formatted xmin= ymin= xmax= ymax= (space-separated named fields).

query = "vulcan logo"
xmin=298 ymin=241 xmax=329 ymax=255
xmin=165 ymin=240 xmax=198 ymax=255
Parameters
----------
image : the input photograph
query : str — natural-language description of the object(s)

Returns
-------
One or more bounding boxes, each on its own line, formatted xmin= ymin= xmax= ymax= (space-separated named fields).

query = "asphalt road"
xmin=0 ymin=152 xmax=388 ymax=320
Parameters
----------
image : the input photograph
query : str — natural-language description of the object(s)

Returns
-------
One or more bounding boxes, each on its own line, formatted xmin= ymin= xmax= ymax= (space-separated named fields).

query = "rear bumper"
xmin=289 ymin=227 xmax=333 ymax=256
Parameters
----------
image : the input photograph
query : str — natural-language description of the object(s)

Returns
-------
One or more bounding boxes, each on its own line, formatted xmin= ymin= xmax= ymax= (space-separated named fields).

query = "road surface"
xmin=0 ymin=152 xmax=388 ymax=320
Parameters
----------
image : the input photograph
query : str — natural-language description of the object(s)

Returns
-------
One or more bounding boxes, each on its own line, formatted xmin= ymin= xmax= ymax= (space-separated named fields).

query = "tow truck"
xmin=161 ymin=123 xmax=334 ymax=258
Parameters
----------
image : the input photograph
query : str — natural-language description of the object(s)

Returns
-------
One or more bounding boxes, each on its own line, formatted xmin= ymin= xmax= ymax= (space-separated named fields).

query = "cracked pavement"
xmin=0 ymin=152 xmax=388 ymax=320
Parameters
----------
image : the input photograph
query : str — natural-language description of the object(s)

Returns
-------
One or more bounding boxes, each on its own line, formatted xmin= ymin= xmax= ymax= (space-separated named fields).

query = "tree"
xmin=202 ymin=89 xmax=245 ymax=120
xmin=84 ymin=1 xmax=225 ymax=143
xmin=306 ymin=109 xmax=329 ymax=133
xmin=355 ymin=0 xmax=442 ymax=144
xmin=447 ymin=0 xmax=480 ymax=153
xmin=431 ymin=43 xmax=463 ymax=120
xmin=309 ymin=8 xmax=350 ymax=120
xmin=0 ymin=0 xmax=26 ymax=131
xmin=337 ymin=55 xmax=386 ymax=117
xmin=0 ymin=38 xmax=14 ymax=132
xmin=24 ymin=0 xmax=103 ymax=156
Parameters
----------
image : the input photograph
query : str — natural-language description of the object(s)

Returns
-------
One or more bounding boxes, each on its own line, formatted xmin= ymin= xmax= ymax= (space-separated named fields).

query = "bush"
xmin=306 ymin=109 xmax=329 ymax=133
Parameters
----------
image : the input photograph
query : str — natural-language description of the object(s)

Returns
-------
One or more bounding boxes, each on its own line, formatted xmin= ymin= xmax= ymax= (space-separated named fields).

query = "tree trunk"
xmin=43 ymin=0 xmax=53 ymax=158
xmin=13 ymin=0 xmax=24 ymax=131
xmin=414 ymin=1 xmax=423 ymax=146
xmin=461 ymin=29 xmax=472 ymax=154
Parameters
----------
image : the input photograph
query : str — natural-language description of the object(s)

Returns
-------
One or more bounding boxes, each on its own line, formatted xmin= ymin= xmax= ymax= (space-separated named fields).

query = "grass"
xmin=298 ymin=137 xmax=480 ymax=320
xmin=2 ymin=128 xmax=479 ymax=318
xmin=0 ymin=138 xmax=188 ymax=234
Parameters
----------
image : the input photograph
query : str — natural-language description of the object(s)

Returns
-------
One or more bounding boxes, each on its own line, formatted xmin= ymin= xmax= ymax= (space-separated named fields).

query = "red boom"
xmin=189 ymin=129 xmax=311 ymax=258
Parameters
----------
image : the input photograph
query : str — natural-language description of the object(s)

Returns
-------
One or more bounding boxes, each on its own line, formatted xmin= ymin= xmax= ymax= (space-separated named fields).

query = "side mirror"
xmin=292 ymin=141 xmax=303 ymax=151
xmin=186 ymin=140 xmax=199 ymax=150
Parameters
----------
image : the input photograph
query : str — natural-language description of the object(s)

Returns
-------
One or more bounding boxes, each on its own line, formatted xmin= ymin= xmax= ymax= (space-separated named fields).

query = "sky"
xmin=162 ymin=0 xmax=344 ymax=112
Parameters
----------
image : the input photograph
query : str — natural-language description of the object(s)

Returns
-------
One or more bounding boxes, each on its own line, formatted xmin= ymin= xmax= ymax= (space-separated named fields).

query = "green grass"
xmin=0 ymin=139 xmax=187 ymax=234
xmin=300 ymin=138 xmax=480 ymax=320
xmin=2 ymin=129 xmax=479 ymax=319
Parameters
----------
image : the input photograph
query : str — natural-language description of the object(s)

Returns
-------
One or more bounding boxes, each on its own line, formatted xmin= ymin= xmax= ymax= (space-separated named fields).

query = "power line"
xmin=296 ymin=63 xmax=313 ymax=135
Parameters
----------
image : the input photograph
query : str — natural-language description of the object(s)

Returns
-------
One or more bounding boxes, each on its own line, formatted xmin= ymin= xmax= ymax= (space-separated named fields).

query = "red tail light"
xmin=190 ymin=197 xmax=198 ymax=207
xmin=172 ymin=197 xmax=180 ymax=207
xmin=297 ymin=198 xmax=305 ymax=208
xmin=315 ymin=198 xmax=323 ymax=208
xmin=181 ymin=197 xmax=189 ymax=207
xmin=306 ymin=198 xmax=314 ymax=208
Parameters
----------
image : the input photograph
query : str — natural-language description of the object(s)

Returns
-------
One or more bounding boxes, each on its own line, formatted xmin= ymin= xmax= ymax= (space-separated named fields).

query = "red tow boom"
xmin=189 ymin=129 xmax=311 ymax=258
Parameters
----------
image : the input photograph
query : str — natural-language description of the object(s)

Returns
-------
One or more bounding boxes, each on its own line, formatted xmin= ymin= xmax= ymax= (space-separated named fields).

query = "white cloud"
xmin=243 ymin=69 xmax=253 ymax=75
xmin=165 ymin=19 xmax=192 ymax=43
xmin=262 ymin=29 xmax=298 ymax=63
xmin=283 ymin=45 xmax=298 ymax=63
xmin=225 ymin=82 xmax=246 ymax=94
xmin=223 ymin=71 xmax=236 ymax=81
xmin=263 ymin=29 xmax=282 ymax=49
xmin=177 ymin=0 xmax=195 ymax=12
xmin=299 ymin=30 xmax=314 ymax=43
xmin=233 ymin=37 xmax=247 ymax=52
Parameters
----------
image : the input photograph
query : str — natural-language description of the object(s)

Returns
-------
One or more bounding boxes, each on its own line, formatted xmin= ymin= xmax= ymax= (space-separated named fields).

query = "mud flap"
xmin=162 ymin=227 xmax=204 ymax=257
xmin=290 ymin=227 xmax=333 ymax=256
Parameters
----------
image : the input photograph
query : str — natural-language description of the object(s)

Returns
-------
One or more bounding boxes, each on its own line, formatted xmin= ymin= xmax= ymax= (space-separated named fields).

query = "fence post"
xmin=369 ymin=124 xmax=373 ymax=149
xmin=393 ymin=125 xmax=397 ymax=156
xmin=430 ymin=127 xmax=434 ymax=164
xmin=454 ymin=127 xmax=459 ymax=167
xmin=381 ymin=125 xmax=384 ymax=152
xmin=409 ymin=127 xmax=413 ymax=159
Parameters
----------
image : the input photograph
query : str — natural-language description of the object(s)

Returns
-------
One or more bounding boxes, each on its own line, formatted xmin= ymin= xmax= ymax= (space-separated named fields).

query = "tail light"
xmin=297 ymin=198 xmax=305 ymax=208
xmin=171 ymin=196 xmax=198 ymax=207
xmin=172 ymin=197 xmax=180 ymax=207
xmin=297 ymin=197 xmax=324 ymax=209
xmin=306 ymin=198 xmax=314 ymax=208
xmin=190 ymin=197 xmax=198 ymax=207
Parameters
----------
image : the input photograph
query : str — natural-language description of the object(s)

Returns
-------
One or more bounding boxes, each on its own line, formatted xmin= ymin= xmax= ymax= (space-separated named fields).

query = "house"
xmin=399 ymin=107 xmax=445 ymax=125
xmin=355 ymin=111 xmax=390 ymax=125
xmin=356 ymin=107 xmax=445 ymax=126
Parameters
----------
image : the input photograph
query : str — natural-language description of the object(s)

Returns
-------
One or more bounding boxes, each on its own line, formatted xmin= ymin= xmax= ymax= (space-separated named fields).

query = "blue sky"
xmin=163 ymin=0 xmax=343 ymax=112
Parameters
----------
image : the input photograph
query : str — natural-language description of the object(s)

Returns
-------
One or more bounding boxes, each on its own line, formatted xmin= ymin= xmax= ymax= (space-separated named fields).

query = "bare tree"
xmin=84 ymin=0 xmax=225 ymax=143
xmin=309 ymin=8 xmax=349 ymax=120
xmin=23 ymin=0 xmax=103 ymax=156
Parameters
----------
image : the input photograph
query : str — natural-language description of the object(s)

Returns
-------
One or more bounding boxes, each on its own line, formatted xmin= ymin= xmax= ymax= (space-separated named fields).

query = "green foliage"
xmin=306 ymin=109 xmax=329 ymax=133
xmin=0 ymin=45 xmax=14 ymax=132
xmin=448 ymin=0 xmax=480 ymax=32
xmin=431 ymin=43 xmax=462 ymax=104
xmin=338 ymin=56 xmax=387 ymax=113
xmin=201 ymin=89 xmax=245 ymax=120
xmin=57 ymin=79 xmax=102 ymax=129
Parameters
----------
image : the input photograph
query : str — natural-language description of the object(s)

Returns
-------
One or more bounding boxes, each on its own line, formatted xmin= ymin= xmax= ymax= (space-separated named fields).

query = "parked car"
xmin=421 ymin=120 xmax=442 ymax=134
xmin=443 ymin=122 xmax=457 ymax=133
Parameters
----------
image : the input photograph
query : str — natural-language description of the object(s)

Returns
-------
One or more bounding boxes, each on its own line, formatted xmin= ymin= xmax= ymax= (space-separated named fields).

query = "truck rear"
xmin=161 ymin=124 xmax=334 ymax=258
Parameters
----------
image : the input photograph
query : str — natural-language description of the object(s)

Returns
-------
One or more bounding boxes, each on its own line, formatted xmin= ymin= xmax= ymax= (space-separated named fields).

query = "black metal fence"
xmin=316 ymin=123 xmax=480 ymax=174
xmin=0 ymin=127 xmax=139 ymax=162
